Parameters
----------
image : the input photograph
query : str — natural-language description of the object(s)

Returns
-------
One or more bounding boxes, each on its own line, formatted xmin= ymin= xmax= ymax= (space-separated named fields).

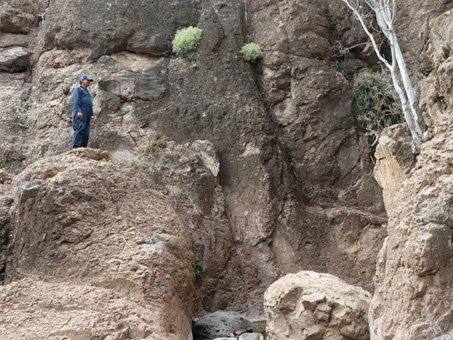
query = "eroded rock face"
xmin=0 ymin=278 xmax=177 ymax=340
xmin=264 ymin=271 xmax=371 ymax=340
xmin=242 ymin=0 xmax=387 ymax=293
xmin=374 ymin=125 xmax=416 ymax=212
xmin=3 ymin=149 xmax=195 ymax=340
xmin=0 ymin=10 xmax=34 ymax=34
xmin=369 ymin=15 xmax=453 ymax=338
xmin=0 ymin=0 xmax=387 ymax=318
xmin=370 ymin=129 xmax=453 ymax=339
xmin=37 ymin=0 xmax=199 ymax=58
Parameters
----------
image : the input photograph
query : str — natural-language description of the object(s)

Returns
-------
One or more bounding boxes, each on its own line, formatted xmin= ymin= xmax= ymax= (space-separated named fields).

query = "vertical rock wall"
xmin=371 ymin=128 xmax=453 ymax=339
xmin=370 ymin=8 xmax=453 ymax=338
xmin=0 ymin=0 xmax=388 ymax=317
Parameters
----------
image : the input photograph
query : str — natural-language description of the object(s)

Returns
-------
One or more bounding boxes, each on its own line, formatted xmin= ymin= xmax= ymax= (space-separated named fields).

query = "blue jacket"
xmin=72 ymin=85 xmax=94 ymax=120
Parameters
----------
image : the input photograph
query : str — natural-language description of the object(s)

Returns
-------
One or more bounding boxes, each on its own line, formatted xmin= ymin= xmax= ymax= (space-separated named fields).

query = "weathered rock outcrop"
xmin=37 ymin=0 xmax=199 ymax=59
xmin=0 ymin=7 xmax=35 ymax=34
xmin=0 ymin=278 xmax=178 ymax=340
xmin=264 ymin=271 xmax=371 ymax=340
xmin=3 ymin=0 xmax=453 ymax=337
xmin=369 ymin=11 xmax=453 ymax=338
xmin=0 ymin=0 xmax=388 ymax=318
xmin=371 ymin=129 xmax=453 ymax=339
xmin=2 ymin=149 xmax=196 ymax=339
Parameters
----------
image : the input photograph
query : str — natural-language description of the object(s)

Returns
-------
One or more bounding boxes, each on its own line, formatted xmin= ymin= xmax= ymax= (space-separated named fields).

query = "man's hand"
xmin=77 ymin=112 xmax=83 ymax=119
xmin=91 ymin=118 xmax=95 ymax=126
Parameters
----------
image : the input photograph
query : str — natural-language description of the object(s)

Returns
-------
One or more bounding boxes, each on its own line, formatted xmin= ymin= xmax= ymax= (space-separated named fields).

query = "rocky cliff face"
xmin=0 ymin=0 xmax=387 ymax=320
xmin=3 ymin=0 xmax=452 ymax=338
xmin=369 ymin=11 xmax=453 ymax=338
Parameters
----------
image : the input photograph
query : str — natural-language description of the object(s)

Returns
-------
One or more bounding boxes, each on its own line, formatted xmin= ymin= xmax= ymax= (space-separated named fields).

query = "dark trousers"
xmin=73 ymin=114 xmax=90 ymax=148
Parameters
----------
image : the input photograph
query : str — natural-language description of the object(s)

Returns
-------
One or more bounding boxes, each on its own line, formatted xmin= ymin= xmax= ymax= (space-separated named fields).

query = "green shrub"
xmin=148 ymin=138 xmax=167 ymax=153
xmin=352 ymin=72 xmax=403 ymax=142
xmin=195 ymin=258 xmax=207 ymax=279
xmin=240 ymin=42 xmax=263 ymax=62
xmin=172 ymin=26 xmax=203 ymax=55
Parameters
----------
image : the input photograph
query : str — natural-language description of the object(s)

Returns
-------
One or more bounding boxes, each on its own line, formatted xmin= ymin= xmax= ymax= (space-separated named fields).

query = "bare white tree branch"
xmin=342 ymin=0 xmax=391 ymax=68
xmin=342 ymin=0 xmax=427 ymax=144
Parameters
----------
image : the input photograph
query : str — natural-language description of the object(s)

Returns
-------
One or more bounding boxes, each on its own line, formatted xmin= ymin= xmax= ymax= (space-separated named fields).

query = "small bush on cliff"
xmin=148 ymin=137 xmax=168 ymax=153
xmin=438 ymin=41 xmax=451 ymax=63
xmin=172 ymin=26 xmax=203 ymax=55
xmin=352 ymin=72 xmax=404 ymax=143
xmin=240 ymin=42 xmax=263 ymax=62
xmin=195 ymin=258 xmax=207 ymax=279
xmin=15 ymin=102 xmax=33 ymax=128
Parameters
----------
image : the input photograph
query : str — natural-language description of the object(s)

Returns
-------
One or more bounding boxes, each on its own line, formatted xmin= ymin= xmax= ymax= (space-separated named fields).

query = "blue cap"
xmin=80 ymin=75 xmax=93 ymax=81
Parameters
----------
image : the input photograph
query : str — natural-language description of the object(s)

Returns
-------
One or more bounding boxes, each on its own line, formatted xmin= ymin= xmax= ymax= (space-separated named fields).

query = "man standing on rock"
xmin=72 ymin=75 xmax=95 ymax=148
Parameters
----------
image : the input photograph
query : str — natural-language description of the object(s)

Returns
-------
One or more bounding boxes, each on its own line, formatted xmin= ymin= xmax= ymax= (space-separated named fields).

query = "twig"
xmin=332 ymin=41 xmax=369 ymax=57
xmin=121 ymin=235 xmax=134 ymax=251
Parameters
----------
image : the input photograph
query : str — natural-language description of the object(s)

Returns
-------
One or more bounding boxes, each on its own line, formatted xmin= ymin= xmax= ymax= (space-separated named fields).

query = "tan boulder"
xmin=3 ymin=148 xmax=195 ymax=339
xmin=264 ymin=271 xmax=371 ymax=340
xmin=0 ymin=278 xmax=173 ymax=340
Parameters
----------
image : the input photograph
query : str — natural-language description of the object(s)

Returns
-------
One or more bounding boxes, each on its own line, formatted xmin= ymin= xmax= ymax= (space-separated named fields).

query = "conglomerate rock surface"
xmin=0 ymin=0 xmax=387 ymax=319
xmin=1 ymin=148 xmax=198 ymax=340
xmin=2 ymin=0 xmax=453 ymax=338
xmin=370 ymin=40 xmax=453 ymax=339
xmin=264 ymin=271 xmax=371 ymax=340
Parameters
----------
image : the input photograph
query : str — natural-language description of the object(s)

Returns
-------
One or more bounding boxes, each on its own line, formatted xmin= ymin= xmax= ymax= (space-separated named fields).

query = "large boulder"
xmin=0 ymin=278 xmax=176 ymax=340
xmin=192 ymin=311 xmax=253 ymax=339
xmin=264 ymin=271 xmax=371 ymax=340
xmin=0 ymin=47 xmax=30 ymax=72
xmin=3 ymin=149 xmax=196 ymax=339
